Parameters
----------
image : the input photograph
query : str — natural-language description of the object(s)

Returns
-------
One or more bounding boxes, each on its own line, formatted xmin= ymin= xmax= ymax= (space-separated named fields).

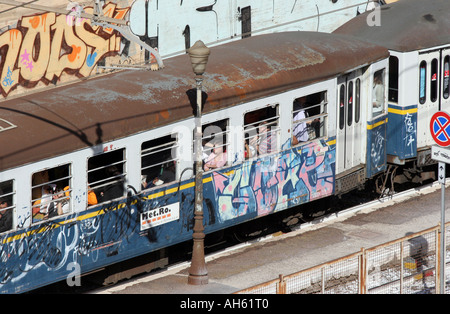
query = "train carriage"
xmin=0 ymin=31 xmax=388 ymax=293
xmin=334 ymin=0 xmax=450 ymax=188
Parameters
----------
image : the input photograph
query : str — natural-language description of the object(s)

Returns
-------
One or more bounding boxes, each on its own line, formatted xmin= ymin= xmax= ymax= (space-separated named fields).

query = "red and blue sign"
xmin=430 ymin=111 xmax=450 ymax=147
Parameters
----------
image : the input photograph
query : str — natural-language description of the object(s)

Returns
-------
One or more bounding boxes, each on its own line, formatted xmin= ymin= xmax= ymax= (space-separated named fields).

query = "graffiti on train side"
xmin=0 ymin=2 xmax=129 ymax=97
xmin=211 ymin=140 xmax=335 ymax=221
xmin=0 ymin=141 xmax=334 ymax=291
xmin=0 ymin=198 xmax=139 ymax=287
xmin=403 ymin=112 xmax=417 ymax=157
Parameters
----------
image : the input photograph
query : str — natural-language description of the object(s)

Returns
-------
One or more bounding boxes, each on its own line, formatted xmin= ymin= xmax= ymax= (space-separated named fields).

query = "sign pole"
xmin=430 ymin=111 xmax=450 ymax=293
xmin=440 ymin=162 xmax=446 ymax=294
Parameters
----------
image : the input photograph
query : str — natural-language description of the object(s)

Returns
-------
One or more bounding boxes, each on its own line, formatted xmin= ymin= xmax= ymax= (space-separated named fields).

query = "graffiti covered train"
xmin=1 ymin=0 xmax=449 ymax=293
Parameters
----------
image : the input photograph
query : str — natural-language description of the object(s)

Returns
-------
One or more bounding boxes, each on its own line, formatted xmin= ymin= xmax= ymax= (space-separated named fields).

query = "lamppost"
xmin=187 ymin=40 xmax=210 ymax=285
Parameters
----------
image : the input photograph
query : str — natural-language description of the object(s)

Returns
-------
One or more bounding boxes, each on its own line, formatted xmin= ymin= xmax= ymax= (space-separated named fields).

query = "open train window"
xmin=419 ymin=61 xmax=427 ymax=104
xmin=244 ymin=105 xmax=279 ymax=158
xmin=444 ymin=56 xmax=450 ymax=100
xmin=31 ymin=164 xmax=71 ymax=223
xmin=141 ymin=134 xmax=178 ymax=189
xmin=431 ymin=58 xmax=438 ymax=102
xmin=389 ymin=56 xmax=399 ymax=103
xmin=201 ymin=119 xmax=229 ymax=171
xmin=88 ymin=148 xmax=125 ymax=205
xmin=0 ymin=179 xmax=14 ymax=233
xmin=372 ymin=69 xmax=385 ymax=118
xmin=292 ymin=92 xmax=327 ymax=146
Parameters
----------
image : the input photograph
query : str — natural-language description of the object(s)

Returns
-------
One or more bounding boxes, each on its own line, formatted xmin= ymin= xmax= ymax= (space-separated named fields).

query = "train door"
xmin=441 ymin=48 xmax=450 ymax=112
xmin=336 ymin=70 xmax=363 ymax=174
xmin=418 ymin=50 xmax=443 ymax=147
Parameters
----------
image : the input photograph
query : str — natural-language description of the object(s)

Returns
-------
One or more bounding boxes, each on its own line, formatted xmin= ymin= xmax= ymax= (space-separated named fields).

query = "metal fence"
xmin=235 ymin=224 xmax=450 ymax=294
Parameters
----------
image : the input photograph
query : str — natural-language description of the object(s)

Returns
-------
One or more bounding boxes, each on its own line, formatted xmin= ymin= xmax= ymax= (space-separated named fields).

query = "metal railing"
xmin=235 ymin=224 xmax=450 ymax=294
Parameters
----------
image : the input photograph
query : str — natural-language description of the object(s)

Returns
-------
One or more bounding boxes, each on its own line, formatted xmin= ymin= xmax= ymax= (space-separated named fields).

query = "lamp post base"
xmin=188 ymin=274 xmax=209 ymax=285
xmin=188 ymin=217 xmax=208 ymax=285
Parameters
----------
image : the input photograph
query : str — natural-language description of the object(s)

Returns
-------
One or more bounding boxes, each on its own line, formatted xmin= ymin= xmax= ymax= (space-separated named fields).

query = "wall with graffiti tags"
xmin=0 ymin=2 xmax=129 ymax=98
xmin=0 ymin=0 xmax=368 ymax=99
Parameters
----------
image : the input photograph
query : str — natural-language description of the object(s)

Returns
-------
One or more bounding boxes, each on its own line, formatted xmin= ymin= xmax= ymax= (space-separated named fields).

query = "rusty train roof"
xmin=334 ymin=0 xmax=450 ymax=52
xmin=0 ymin=31 xmax=389 ymax=172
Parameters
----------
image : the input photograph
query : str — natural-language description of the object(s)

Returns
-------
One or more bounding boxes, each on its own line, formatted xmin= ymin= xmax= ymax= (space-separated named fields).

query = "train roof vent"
xmin=0 ymin=118 xmax=17 ymax=133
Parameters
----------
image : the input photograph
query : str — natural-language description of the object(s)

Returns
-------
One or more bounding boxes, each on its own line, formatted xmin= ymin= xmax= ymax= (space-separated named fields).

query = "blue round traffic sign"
xmin=431 ymin=111 xmax=450 ymax=147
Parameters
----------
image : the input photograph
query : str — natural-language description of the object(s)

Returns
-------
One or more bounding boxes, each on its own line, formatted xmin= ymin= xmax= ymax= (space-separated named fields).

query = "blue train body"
xmin=0 ymin=139 xmax=335 ymax=293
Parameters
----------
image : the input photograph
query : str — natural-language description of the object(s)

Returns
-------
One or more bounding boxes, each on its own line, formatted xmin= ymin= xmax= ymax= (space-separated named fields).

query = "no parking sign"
xmin=430 ymin=111 xmax=450 ymax=147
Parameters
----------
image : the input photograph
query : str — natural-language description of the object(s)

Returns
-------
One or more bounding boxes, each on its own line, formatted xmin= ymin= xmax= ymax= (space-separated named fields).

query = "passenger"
xmin=292 ymin=99 xmax=309 ymax=145
xmin=31 ymin=184 xmax=55 ymax=221
xmin=244 ymin=140 xmax=256 ymax=159
xmin=39 ymin=184 xmax=56 ymax=216
xmin=46 ymin=187 xmax=70 ymax=219
xmin=204 ymin=144 xmax=227 ymax=171
xmin=145 ymin=162 xmax=176 ymax=188
xmin=372 ymin=73 xmax=384 ymax=116
xmin=99 ymin=166 xmax=124 ymax=202
xmin=0 ymin=199 xmax=12 ymax=233
xmin=87 ymin=185 xmax=98 ymax=206
xmin=202 ymin=139 xmax=214 ymax=162
xmin=256 ymin=121 xmax=276 ymax=155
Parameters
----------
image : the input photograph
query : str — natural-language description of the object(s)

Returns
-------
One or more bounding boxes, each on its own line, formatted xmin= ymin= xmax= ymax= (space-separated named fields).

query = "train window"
xmin=31 ymin=164 xmax=71 ymax=223
xmin=141 ymin=134 xmax=177 ymax=189
xmin=244 ymin=105 xmax=279 ymax=158
xmin=389 ymin=56 xmax=399 ymax=103
xmin=292 ymin=92 xmax=327 ymax=146
xmin=88 ymin=149 xmax=126 ymax=205
xmin=372 ymin=69 xmax=385 ymax=118
xmin=355 ymin=79 xmax=361 ymax=123
xmin=0 ymin=180 xmax=14 ymax=233
xmin=444 ymin=56 xmax=449 ymax=100
xmin=339 ymin=85 xmax=345 ymax=130
xmin=347 ymin=81 xmax=353 ymax=126
xmin=419 ymin=61 xmax=427 ymax=104
xmin=201 ymin=119 xmax=229 ymax=171
xmin=431 ymin=58 xmax=438 ymax=102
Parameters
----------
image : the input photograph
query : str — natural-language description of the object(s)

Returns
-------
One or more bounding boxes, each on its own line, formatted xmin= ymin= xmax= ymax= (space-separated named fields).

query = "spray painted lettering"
xmin=0 ymin=2 xmax=129 ymax=97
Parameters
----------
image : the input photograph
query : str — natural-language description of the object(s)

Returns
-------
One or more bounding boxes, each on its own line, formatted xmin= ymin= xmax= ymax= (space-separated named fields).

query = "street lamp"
xmin=187 ymin=40 xmax=210 ymax=285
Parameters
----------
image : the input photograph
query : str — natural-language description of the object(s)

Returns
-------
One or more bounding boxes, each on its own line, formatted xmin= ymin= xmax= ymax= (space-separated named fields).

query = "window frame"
xmin=244 ymin=104 xmax=280 ymax=158
xmin=87 ymin=148 xmax=126 ymax=206
xmin=431 ymin=58 xmax=438 ymax=103
xmin=372 ymin=69 xmax=385 ymax=118
xmin=31 ymin=164 xmax=72 ymax=223
xmin=200 ymin=118 xmax=230 ymax=172
xmin=0 ymin=179 xmax=14 ymax=233
xmin=419 ymin=60 xmax=427 ymax=104
xmin=388 ymin=56 xmax=399 ymax=103
xmin=292 ymin=91 xmax=328 ymax=147
xmin=444 ymin=55 xmax=450 ymax=100
xmin=141 ymin=134 xmax=178 ymax=190
xmin=355 ymin=78 xmax=361 ymax=123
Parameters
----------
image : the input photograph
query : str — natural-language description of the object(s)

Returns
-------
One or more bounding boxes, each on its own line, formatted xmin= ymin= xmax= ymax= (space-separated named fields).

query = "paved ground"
xmin=94 ymin=181 xmax=450 ymax=295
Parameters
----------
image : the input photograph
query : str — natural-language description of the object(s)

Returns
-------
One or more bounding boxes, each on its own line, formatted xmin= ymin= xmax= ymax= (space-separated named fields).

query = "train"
xmin=0 ymin=0 xmax=447 ymax=293
xmin=334 ymin=0 xmax=450 ymax=192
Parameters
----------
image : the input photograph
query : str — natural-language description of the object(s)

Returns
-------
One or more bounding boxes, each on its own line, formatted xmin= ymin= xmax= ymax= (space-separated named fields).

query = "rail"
xmin=234 ymin=223 xmax=450 ymax=294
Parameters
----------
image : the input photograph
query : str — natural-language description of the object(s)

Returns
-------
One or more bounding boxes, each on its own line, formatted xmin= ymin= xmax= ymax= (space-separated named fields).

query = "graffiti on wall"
xmin=129 ymin=0 xmax=368 ymax=61
xmin=0 ymin=2 xmax=129 ymax=97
